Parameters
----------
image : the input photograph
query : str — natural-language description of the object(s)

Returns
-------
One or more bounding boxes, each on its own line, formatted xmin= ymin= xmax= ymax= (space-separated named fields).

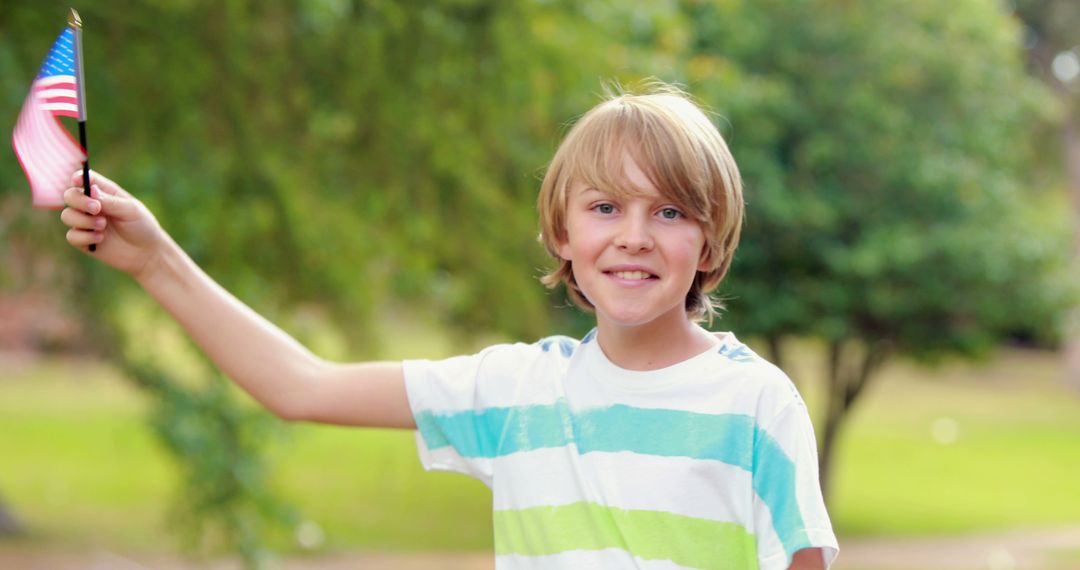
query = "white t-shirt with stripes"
xmin=403 ymin=329 xmax=839 ymax=569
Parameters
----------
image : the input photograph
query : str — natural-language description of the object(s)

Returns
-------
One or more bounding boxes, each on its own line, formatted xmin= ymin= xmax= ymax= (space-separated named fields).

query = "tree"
xmin=0 ymin=0 xmax=665 ymax=563
xmin=680 ymin=0 xmax=1073 ymax=499
xmin=0 ymin=492 xmax=20 ymax=536
xmin=3 ymin=0 xmax=1070 ymax=560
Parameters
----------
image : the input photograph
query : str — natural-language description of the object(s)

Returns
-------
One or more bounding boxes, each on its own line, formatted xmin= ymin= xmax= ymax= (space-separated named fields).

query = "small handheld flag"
xmin=12 ymin=17 xmax=88 ymax=211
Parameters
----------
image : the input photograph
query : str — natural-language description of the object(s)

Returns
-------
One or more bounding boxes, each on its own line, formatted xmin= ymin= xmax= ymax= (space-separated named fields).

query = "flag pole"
xmin=69 ymin=8 xmax=94 ymax=251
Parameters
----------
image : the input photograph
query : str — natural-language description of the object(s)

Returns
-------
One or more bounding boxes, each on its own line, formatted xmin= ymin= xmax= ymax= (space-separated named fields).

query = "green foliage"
xmin=124 ymin=362 xmax=295 ymax=565
xmin=682 ymin=0 xmax=1070 ymax=358
xmin=0 ymin=0 xmax=665 ymax=562
xmin=66 ymin=267 xmax=296 ymax=565
xmin=2 ymin=0 xmax=1075 ymax=562
xmin=674 ymin=0 xmax=1076 ymax=501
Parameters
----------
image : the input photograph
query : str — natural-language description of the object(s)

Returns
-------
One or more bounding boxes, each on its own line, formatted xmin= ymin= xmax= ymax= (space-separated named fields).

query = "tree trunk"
xmin=818 ymin=338 xmax=890 ymax=503
xmin=819 ymin=340 xmax=845 ymax=502
xmin=1063 ymin=107 xmax=1080 ymax=393
xmin=0 ymin=493 xmax=23 ymax=536
xmin=818 ymin=402 xmax=843 ymax=503
xmin=765 ymin=335 xmax=787 ymax=376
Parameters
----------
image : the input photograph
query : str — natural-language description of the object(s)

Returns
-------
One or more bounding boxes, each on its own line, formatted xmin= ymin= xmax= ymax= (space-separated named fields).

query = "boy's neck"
xmin=594 ymin=313 xmax=717 ymax=371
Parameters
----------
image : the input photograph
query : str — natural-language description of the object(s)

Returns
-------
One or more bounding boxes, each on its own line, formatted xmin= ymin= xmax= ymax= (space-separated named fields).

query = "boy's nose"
xmin=614 ymin=215 xmax=654 ymax=253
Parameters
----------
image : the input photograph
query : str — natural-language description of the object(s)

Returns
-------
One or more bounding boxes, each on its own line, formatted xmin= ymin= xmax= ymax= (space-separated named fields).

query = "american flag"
xmin=12 ymin=28 xmax=86 ymax=210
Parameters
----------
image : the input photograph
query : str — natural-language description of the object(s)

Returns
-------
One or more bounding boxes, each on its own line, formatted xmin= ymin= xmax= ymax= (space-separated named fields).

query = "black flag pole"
xmin=69 ymin=8 xmax=94 ymax=252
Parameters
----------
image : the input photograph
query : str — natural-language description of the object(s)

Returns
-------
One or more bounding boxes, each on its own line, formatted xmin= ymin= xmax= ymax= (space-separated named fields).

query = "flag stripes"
xmin=36 ymin=76 xmax=80 ymax=117
xmin=12 ymin=91 xmax=85 ymax=209
xmin=11 ymin=27 xmax=86 ymax=209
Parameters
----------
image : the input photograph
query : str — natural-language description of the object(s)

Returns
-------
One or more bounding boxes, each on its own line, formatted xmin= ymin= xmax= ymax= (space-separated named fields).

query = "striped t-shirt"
xmin=403 ymin=329 xmax=839 ymax=569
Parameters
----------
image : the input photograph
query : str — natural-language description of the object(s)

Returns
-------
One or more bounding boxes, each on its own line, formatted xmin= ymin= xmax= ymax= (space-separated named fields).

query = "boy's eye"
xmin=594 ymin=203 xmax=615 ymax=214
xmin=659 ymin=207 xmax=682 ymax=220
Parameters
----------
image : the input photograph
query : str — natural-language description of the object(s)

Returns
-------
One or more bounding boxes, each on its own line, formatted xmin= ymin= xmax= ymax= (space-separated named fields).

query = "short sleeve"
xmin=402 ymin=348 xmax=504 ymax=486
xmin=752 ymin=399 xmax=840 ymax=570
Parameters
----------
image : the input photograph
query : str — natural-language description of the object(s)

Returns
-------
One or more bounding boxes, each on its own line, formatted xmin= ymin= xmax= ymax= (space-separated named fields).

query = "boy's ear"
xmin=697 ymin=245 xmax=712 ymax=272
xmin=557 ymin=239 xmax=573 ymax=261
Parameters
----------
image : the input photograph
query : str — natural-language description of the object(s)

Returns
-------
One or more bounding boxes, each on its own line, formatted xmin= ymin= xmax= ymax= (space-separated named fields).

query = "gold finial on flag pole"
xmin=68 ymin=8 xmax=82 ymax=29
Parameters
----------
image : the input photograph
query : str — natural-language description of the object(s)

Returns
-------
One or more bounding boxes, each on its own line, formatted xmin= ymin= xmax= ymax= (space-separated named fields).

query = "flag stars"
xmin=37 ymin=29 xmax=76 ymax=78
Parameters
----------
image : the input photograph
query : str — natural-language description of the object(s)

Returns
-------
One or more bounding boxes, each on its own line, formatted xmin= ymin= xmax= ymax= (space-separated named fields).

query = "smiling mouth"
xmin=607 ymin=270 xmax=657 ymax=280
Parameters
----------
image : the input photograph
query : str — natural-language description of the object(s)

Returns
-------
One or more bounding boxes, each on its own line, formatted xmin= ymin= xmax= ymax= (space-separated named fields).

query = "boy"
xmin=60 ymin=84 xmax=838 ymax=569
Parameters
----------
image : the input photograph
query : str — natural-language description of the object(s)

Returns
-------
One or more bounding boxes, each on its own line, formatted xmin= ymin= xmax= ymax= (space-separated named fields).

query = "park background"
xmin=1 ymin=1 xmax=1079 ymax=569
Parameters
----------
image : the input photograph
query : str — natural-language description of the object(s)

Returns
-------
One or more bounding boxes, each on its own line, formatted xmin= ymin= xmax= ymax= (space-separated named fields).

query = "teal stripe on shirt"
xmin=415 ymin=400 xmax=808 ymax=560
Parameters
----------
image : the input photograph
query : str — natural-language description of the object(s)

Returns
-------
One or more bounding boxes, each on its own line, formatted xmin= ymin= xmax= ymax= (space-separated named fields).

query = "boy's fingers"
xmin=66 ymin=227 xmax=103 ymax=248
xmin=60 ymin=207 xmax=104 ymax=231
xmin=94 ymin=185 xmax=140 ymax=220
xmin=69 ymin=169 xmax=127 ymax=198
xmin=70 ymin=169 xmax=91 ymax=190
xmin=65 ymin=184 xmax=138 ymax=220
xmin=64 ymin=186 xmax=101 ymax=214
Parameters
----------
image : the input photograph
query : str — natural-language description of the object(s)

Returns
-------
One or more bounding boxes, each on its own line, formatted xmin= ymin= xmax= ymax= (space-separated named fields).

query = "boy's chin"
xmin=594 ymin=306 xmax=687 ymax=330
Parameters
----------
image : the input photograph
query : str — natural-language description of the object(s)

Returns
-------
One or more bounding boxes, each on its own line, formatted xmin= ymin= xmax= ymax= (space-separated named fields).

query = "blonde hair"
xmin=537 ymin=82 xmax=744 ymax=322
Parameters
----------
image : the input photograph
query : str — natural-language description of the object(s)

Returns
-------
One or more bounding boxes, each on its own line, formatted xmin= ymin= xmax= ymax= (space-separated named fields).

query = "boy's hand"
xmin=61 ymin=170 xmax=164 ymax=280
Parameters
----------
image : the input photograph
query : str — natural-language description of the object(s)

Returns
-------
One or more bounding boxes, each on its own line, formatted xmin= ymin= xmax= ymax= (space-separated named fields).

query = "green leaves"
xmin=691 ymin=0 xmax=1070 ymax=359
xmin=2 ymin=0 xmax=1073 ymax=559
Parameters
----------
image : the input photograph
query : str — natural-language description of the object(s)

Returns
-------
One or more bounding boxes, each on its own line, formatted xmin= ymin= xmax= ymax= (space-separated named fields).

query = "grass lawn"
xmin=0 ymin=352 xmax=494 ymax=555
xmin=823 ymin=348 xmax=1080 ymax=537
xmin=1 ymin=339 xmax=1079 ymax=556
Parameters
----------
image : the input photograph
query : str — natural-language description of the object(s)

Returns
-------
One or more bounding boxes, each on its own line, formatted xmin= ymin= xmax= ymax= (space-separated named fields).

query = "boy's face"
xmin=557 ymin=153 xmax=708 ymax=331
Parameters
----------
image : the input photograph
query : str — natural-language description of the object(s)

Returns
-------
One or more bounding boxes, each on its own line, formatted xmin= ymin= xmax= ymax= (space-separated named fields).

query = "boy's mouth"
xmin=606 ymin=270 xmax=657 ymax=280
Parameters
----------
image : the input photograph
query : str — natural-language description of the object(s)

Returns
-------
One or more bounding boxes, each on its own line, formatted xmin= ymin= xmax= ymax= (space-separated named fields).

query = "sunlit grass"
xmin=0 ymin=355 xmax=178 ymax=549
xmin=0 ymin=311 xmax=501 ymax=555
xmin=774 ymin=341 xmax=1080 ymax=537
xmin=270 ymin=426 xmax=492 ymax=552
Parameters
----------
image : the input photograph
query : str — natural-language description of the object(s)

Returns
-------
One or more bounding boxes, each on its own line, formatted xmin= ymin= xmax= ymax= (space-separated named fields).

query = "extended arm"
xmin=788 ymin=548 xmax=826 ymax=570
xmin=61 ymin=172 xmax=414 ymax=428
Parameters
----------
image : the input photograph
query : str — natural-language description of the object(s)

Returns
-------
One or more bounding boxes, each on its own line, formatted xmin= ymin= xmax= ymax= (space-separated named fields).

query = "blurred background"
xmin=1 ymin=1 xmax=1078 ymax=569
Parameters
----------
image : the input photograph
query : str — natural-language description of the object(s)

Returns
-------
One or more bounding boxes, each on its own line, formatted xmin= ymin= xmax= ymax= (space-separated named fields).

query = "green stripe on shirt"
xmin=493 ymin=501 xmax=758 ymax=569
xmin=417 ymin=401 xmax=804 ymax=560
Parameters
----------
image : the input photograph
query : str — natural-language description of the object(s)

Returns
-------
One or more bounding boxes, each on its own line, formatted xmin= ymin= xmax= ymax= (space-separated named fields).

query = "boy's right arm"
xmin=61 ymin=171 xmax=415 ymax=429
